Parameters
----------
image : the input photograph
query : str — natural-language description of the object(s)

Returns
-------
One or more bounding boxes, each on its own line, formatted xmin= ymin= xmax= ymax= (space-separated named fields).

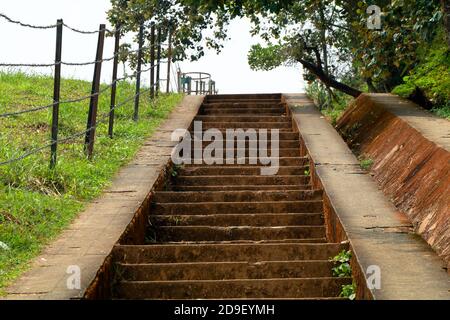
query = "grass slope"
xmin=0 ymin=72 xmax=182 ymax=293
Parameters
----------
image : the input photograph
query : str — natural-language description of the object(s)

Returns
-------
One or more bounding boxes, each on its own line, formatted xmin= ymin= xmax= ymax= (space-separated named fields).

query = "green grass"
xmin=392 ymin=30 xmax=450 ymax=119
xmin=0 ymin=71 xmax=183 ymax=293
xmin=305 ymin=79 xmax=364 ymax=126
xmin=359 ymin=158 xmax=374 ymax=171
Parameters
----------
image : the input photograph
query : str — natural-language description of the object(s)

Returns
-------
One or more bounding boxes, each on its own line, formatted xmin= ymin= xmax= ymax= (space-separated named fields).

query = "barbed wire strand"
xmin=0 ymin=13 xmax=173 ymax=46
xmin=0 ymin=64 xmax=158 ymax=118
xmin=62 ymin=22 xmax=151 ymax=35
xmin=0 ymin=12 xmax=120 ymax=34
xmin=0 ymin=87 xmax=152 ymax=166
xmin=0 ymin=13 xmax=57 ymax=29
xmin=0 ymin=42 xmax=169 ymax=68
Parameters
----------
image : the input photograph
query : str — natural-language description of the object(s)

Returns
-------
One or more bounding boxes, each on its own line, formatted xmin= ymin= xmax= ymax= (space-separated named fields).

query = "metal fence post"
xmin=156 ymin=27 xmax=161 ymax=97
xmin=108 ymin=26 xmax=120 ymax=138
xmin=84 ymin=24 xmax=106 ymax=159
xmin=150 ymin=24 xmax=156 ymax=99
xmin=166 ymin=28 xmax=172 ymax=93
xmin=134 ymin=24 xmax=144 ymax=122
xmin=50 ymin=19 xmax=63 ymax=168
xmin=177 ymin=68 xmax=182 ymax=93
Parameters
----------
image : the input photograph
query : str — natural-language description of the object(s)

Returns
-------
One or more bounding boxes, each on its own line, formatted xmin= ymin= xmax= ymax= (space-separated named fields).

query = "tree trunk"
xmin=298 ymin=59 xmax=362 ymax=97
xmin=442 ymin=0 xmax=450 ymax=48
xmin=318 ymin=0 xmax=333 ymax=108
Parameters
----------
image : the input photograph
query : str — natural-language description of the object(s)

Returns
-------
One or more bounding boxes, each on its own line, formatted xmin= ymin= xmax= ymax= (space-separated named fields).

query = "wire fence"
xmin=0 ymin=12 xmax=176 ymax=168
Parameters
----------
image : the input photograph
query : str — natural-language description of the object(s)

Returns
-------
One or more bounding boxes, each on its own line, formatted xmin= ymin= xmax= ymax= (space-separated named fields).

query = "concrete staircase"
xmin=111 ymin=94 xmax=351 ymax=299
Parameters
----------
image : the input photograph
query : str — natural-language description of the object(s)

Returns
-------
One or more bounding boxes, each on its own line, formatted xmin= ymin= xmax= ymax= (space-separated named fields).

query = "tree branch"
xmin=298 ymin=58 xmax=362 ymax=97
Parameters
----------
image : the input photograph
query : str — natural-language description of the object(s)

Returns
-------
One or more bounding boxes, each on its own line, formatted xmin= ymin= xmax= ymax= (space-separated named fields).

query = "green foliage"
xmin=330 ymin=249 xmax=356 ymax=300
xmin=340 ymin=282 xmax=356 ymax=300
xmin=359 ymin=158 xmax=374 ymax=171
xmin=248 ymin=44 xmax=285 ymax=71
xmin=392 ymin=30 xmax=450 ymax=115
xmin=351 ymin=0 xmax=442 ymax=91
xmin=330 ymin=250 xmax=352 ymax=278
xmin=432 ymin=104 xmax=450 ymax=120
xmin=108 ymin=0 xmax=234 ymax=63
xmin=306 ymin=79 xmax=361 ymax=125
xmin=0 ymin=72 xmax=182 ymax=292
xmin=109 ymin=0 xmax=448 ymax=108
xmin=170 ymin=164 xmax=182 ymax=177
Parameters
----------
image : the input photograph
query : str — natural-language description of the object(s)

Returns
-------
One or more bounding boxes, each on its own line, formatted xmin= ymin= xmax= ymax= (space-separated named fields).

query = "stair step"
xmin=187 ymin=148 xmax=300 ymax=158
xmin=199 ymin=122 xmax=292 ymax=129
xmin=206 ymin=93 xmax=281 ymax=101
xmin=195 ymin=115 xmax=291 ymax=123
xmin=116 ymin=260 xmax=334 ymax=281
xmin=150 ymin=213 xmax=324 ymax=227
xmin=188 ymin=151 xmax=300 ymax=159
xmin=194 ymin=140 xmax=300 ymax=148
xmin=150 ymin=226 xmax=326 ymax=242
xmin=113 ymin=243 xmax=348 ymax=263
xmin=178 ymin=166 xmax=306 ymax=176
xmin=203 ymin=101 xmax=282 ymax=107
xmin=159 ymin=238 xmax=328 ymax=245
xmin=172 ymin=185 xmax=312 ymax=191
xmin=189 ymin=131 xmax=299 ymax=140
xmin=114 ymin=277 xmax=351 ymax=299
xmin=184 ymin=157 xmax=308 ymax=167
xmin=152 ymin=200 xmax=322 ymax=215
xmin=174 ymin=176 xmax=311 ymax=186
xmin=202 ymin=108 xmax=284 ymax=115
xmin=154 ymin=190 xmax=322 ymax=203
xmin=203 ymin=102 xmax=283 ymax=107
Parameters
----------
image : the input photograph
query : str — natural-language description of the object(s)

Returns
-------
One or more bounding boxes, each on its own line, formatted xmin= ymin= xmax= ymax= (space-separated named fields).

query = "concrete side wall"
xmin=336 ymin=93 xmax=450 ymax=266
xmin=284 ymin=93 xmax=450 ymax=300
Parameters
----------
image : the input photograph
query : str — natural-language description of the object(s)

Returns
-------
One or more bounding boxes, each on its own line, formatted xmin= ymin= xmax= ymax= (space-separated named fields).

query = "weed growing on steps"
xmin=330 ymin=249 xmax=356 ymax=300
xmin=330 ymin=250 xmax=352 ymax=277
xmin=359 ymin=158 xmax=374 ymax=171
xmin=304 ymin=168 xmax=311 ymax=177
xmin=171 ymin=164 xmax=182 ymax=178
xmin=341 ymin=282 xmax=357 ymax=300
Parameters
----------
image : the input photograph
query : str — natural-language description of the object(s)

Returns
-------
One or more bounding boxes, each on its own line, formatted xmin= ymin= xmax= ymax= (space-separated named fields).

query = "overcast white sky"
xmin=0 ymin=0 xmax=305 ymax=94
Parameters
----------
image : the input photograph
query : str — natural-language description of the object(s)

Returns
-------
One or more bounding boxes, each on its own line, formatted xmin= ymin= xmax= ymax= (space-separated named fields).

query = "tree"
xmin=246 ymin=0 xmax=364 ymax=98
xmin=442 ymin=0 xmax=450 ymax=47
xmin=245 ymin=0 xmax=443 ymax=96
xmin=107 ymin=0 xmax=235 ymax=65
xmin=108 ymin=0 xmax=445 ymax=101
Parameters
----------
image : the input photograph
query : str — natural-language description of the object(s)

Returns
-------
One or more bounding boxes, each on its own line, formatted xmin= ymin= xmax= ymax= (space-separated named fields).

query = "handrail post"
xmin=84 ymin=24 xmax=106 ymax=160
xmin=177 ymin=69 xmax=182 ymax=93
xmin=50 ymin=19 xmax=63 ymax=168
xmin=108 ymin=25 xmax=120 ymax=138
xmin=166 ymin=28 xmax=172 ymax=93
xmin=150 ymin=24 xmax=155 ymax=99
xmin=134 ymin=24 xmax=144 ymax=122
xmin=156 ymin=27 xmax=161 ymax=97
